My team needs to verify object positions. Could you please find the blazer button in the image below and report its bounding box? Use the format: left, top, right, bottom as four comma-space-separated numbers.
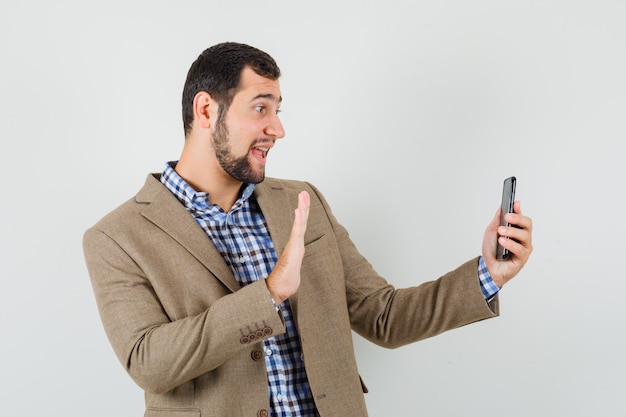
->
248, 333, 257, 341
255, 330, 265, 338
240, 336, 249, 344
263, 327, 272, 336
257, 409, 269, 417
251, 350, 264, 361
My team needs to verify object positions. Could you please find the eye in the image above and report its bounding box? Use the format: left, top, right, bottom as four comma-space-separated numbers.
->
254, 105, 281, 116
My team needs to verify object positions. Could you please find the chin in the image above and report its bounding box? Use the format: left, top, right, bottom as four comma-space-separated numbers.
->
249, 173, 266, 184
235, 169, 265, 184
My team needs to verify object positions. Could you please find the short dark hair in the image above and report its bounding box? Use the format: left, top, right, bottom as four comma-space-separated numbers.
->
181, 42, 281, 136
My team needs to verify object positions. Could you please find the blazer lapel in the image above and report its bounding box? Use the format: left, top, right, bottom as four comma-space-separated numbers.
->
254, 179, 295, 258
137, 174, 240, 293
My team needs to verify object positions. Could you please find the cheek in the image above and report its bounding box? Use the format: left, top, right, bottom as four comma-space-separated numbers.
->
231, 121, 263, 146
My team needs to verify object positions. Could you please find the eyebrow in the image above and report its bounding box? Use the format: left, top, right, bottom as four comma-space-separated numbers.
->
252, 93, 283, 103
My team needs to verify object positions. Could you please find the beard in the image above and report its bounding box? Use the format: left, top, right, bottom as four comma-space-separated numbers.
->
212, 118, 266, 184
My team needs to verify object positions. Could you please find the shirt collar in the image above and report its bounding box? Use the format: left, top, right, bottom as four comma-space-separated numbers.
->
160, 161, 256, 214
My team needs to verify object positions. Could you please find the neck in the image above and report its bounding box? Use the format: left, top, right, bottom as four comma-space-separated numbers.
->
175, 139, 243, 212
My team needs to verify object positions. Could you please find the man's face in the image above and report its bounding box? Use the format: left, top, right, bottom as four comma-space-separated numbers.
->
212, 67, 285, 184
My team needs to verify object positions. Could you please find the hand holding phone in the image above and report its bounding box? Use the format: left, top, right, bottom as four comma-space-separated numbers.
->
496, 176, 516, 260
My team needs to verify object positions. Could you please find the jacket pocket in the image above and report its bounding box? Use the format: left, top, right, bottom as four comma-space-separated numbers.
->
145, 408, 201, 417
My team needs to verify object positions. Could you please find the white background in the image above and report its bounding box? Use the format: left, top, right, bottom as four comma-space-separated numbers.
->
1, 1, 625, 416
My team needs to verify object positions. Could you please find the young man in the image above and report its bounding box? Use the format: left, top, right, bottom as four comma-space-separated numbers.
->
83, 42, 533, 417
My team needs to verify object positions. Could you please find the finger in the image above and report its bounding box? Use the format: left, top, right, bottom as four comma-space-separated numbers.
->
505, 213, 532, 233
290, 191, 310, 240
298, 191, 310, 223
498, 225, 530, 249
498, 235, 531, 262
506, 201, 532, 231
498, 212, 533, 253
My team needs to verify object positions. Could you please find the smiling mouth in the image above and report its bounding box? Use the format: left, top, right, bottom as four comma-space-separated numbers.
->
251, 146, 269, 159
250, 139, 274, 160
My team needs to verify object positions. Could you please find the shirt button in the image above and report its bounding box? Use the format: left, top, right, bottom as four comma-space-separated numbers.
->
265, 349, 272, 356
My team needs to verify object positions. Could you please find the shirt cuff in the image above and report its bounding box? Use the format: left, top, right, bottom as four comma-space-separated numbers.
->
478, 256, 500, 301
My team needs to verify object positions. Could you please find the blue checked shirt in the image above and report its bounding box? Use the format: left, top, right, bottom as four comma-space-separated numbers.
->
161, 161, 499, 416
161, 162, 318, 417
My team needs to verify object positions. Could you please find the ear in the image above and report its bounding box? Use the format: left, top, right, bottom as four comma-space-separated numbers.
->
192, 91, 218, 130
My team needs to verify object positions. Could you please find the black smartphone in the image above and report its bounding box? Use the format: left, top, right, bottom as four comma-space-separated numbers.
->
496, 176, 516, 260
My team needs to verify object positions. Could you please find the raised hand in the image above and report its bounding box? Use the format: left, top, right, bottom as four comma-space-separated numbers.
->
482, 200, 533, 288
265, 191, 311, 304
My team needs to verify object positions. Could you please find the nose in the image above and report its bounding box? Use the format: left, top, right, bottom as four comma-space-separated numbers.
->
265, 113, 285, 140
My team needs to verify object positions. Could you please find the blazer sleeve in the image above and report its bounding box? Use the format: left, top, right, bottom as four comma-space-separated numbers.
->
305, 182, 499, 349
83, 225, 285, 394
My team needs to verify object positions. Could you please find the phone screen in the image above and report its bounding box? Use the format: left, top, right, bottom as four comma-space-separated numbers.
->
496, 176, 516, 260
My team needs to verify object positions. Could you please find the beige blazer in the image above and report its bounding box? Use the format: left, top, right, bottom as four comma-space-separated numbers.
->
83, 174, 498, 417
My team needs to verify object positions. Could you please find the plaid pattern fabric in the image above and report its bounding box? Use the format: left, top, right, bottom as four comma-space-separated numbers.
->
478, 256, 500, 300
161, 162, 318, 416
